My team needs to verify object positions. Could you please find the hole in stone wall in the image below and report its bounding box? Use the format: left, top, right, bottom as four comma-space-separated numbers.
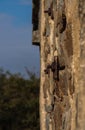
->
60, 13, 67, 33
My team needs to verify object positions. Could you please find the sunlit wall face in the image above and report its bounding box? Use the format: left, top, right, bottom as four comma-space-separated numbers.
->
0, 0, 40, 78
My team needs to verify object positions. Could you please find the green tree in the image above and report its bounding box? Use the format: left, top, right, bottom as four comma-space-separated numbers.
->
0, 69, 40, 130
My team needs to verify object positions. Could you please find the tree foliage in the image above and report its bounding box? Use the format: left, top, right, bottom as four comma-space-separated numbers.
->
0, 68, 40, 130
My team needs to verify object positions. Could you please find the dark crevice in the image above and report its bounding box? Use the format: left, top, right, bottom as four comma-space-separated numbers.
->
60, 14, 67, 33
32, 0, 40, 30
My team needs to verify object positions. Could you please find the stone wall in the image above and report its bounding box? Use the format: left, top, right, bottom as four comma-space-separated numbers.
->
32, 0, 85, 130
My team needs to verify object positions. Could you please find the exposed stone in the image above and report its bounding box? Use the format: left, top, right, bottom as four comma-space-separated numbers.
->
32, 0, 85, 130
32, 30, 40, 45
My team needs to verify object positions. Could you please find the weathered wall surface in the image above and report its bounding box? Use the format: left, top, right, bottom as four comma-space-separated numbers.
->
32, 0, 85, 130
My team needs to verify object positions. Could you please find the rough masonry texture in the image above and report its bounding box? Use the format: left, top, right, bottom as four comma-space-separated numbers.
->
32, 0, 85, 130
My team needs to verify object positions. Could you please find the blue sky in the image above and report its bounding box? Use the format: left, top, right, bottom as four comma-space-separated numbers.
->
0, 0, 40, 77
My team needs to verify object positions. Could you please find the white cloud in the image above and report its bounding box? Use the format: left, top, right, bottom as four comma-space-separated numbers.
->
0, 13, 40, 75
19, 0, 32, 5
0, 13, 14, 24
0, 13, 31, 48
